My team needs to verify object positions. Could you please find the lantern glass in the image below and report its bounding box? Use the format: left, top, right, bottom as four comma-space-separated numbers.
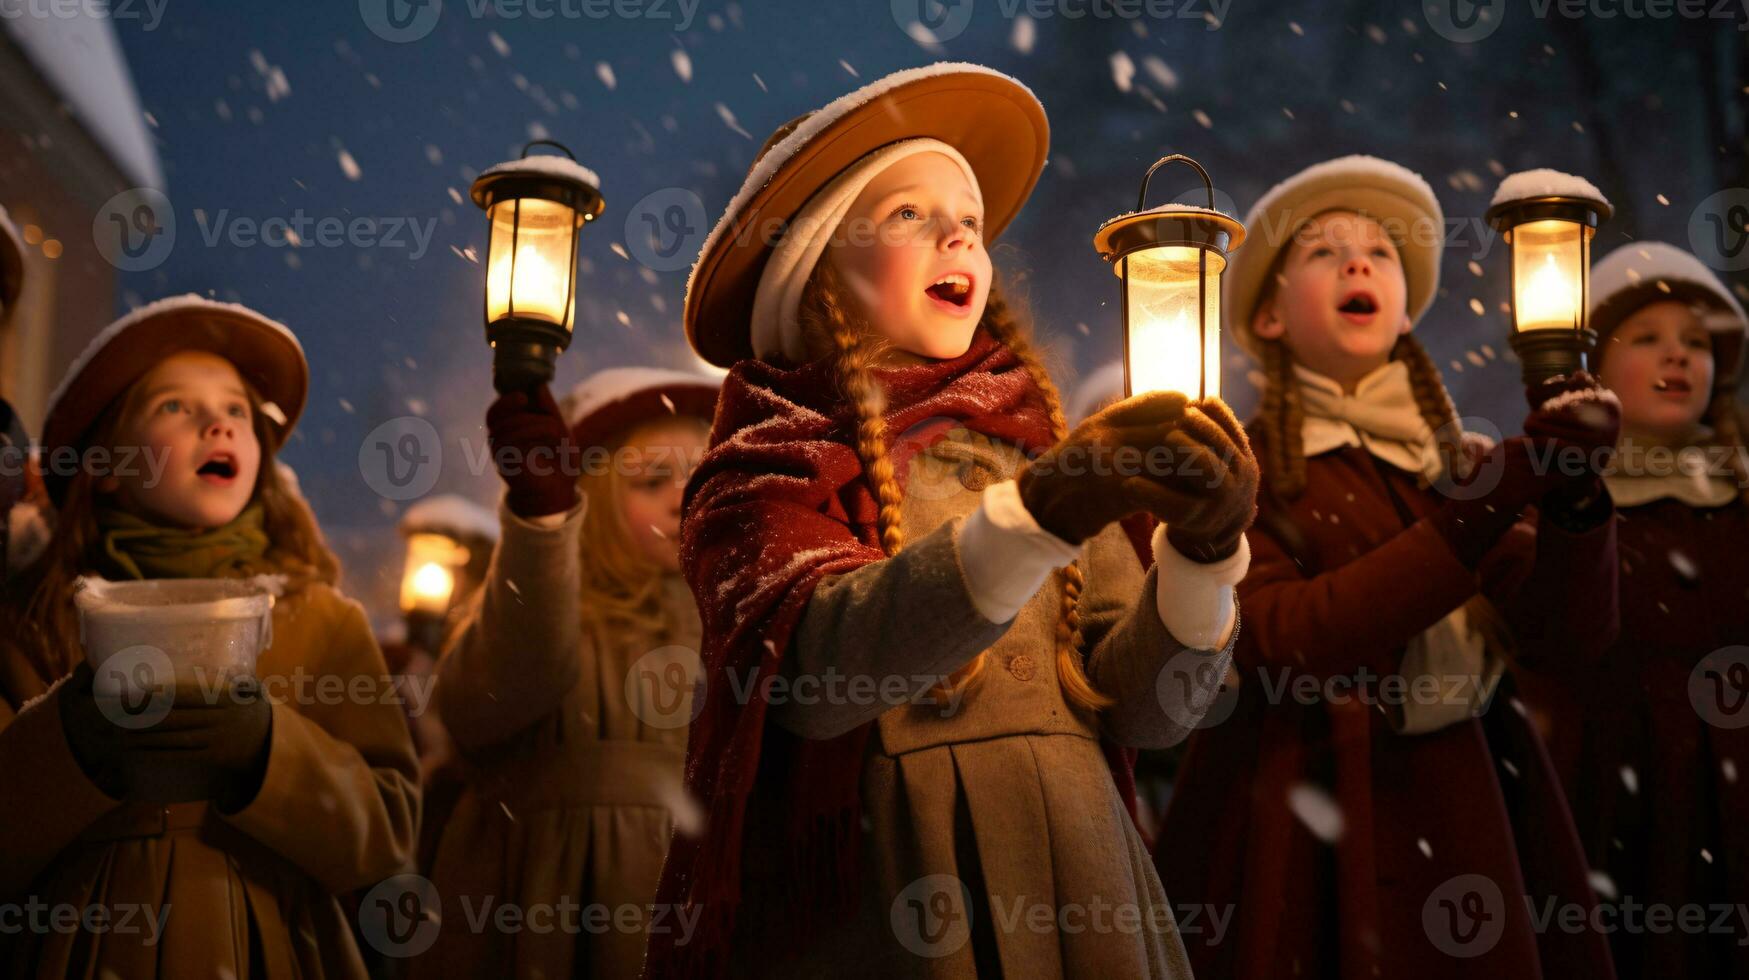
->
485, 197, 581, 330
1510, 218, 1591, 333
1123, 245, 1224, 400
400, 533, 471, 615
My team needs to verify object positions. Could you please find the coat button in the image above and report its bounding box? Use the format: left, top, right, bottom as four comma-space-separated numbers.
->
959, 464, 992, 491
1007, 654, 1036, 681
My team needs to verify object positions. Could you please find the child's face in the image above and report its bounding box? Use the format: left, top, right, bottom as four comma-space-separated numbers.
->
103, 351, 263, 530
1252, 211, 1412, 386
615, 417, 708, 573
1597, 299, 1715, 442
825, 151, 992, 364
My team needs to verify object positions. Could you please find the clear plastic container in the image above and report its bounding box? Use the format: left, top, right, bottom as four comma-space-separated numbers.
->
75, 577, 277, 693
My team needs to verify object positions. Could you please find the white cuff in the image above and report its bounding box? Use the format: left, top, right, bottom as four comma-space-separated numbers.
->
954, 480, 1082, 624
1152, 523, 1249, 650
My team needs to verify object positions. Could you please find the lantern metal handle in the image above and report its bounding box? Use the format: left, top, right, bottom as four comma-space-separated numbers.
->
520, 139, 577, 161
1137, 154, 1216, 213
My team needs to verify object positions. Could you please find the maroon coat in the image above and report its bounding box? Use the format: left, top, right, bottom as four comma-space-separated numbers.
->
1155, 436, 1618, 980
1525, 495, 1749, 979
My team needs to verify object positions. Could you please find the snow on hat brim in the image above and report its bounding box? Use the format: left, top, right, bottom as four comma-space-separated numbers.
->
684, 62, 1049, 368
561, 367, 720, 450
1225, 155, 1444, 361
41, 295, 308, 486
1589, 241, 1749, 388
0, 207, 24, 315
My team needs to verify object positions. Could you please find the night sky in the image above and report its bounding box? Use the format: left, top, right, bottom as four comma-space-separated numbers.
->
108, 1, 1748, 627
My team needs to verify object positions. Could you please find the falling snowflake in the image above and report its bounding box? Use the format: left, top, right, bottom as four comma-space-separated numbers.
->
488, 31, 511, 57
337, 147, 362, 181
1110, 52, 1135, 93
596, 61, 617, 90
714, 102, 752, 139
1588, 870, 1618, 900
672, 48, 693, 83
1620, 765, 1638, 795
1011, 15, 1036, 54
1287, 783, 1345, 843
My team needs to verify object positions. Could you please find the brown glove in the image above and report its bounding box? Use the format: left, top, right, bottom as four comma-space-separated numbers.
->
1017, 392, 1260, 561
1523, 371, 1620, 527
118, 677, 275, 810
58, 663, 129, 799
1161, 398, 1262, 563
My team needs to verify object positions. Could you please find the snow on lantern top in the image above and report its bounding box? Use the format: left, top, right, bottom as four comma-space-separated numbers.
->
399, 494, 499, 544
1489, 168, 1611, 212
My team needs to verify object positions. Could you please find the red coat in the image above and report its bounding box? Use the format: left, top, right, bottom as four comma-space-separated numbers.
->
1524, 495, 1749, 979
1155, 437, 1618, 980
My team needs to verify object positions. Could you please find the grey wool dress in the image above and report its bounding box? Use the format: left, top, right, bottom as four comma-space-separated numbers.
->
733, 426, 1236, 979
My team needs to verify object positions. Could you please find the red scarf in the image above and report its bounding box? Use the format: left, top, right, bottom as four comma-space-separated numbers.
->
645, 328, 1148, 977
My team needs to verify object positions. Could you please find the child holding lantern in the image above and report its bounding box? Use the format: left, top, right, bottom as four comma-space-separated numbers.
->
1526, 241, 1749, 978
643, 63, 1258, 978
0, 296, 420, 978
1153, 156, 1621, 979
419, 367, 718, 979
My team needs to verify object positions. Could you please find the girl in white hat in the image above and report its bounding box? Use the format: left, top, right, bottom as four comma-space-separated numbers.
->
1154, 157, 1621, 979
647, 63, 1259, 979
0, 296, 419, 978
1530, 241, 1749, 977
415, 367, 718, 979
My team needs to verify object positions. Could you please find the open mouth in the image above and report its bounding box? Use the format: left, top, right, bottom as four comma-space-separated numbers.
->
196, 453, 238, 483
1654, 377, 1693, 395
1336, 290, 1378, 319
925, 272, 974, 311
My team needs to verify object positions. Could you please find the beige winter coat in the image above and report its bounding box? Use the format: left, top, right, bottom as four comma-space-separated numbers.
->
0, 581, 421, 978
419, 501, 700, 979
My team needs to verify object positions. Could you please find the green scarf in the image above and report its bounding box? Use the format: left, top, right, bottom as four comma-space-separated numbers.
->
95, 502, 272, 580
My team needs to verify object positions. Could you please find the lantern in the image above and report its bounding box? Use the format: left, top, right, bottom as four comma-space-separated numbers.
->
470, 140, 606, 393
399, 532, 470, 617
1485, 171, 1612, 384
1093, 155, 1245, 400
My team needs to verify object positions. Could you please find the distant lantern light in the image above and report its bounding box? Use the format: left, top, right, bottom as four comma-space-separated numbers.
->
1486, 170, 1612, 384
470, 140, 605, 392
1093, 154, 1244, 401
399, 532, 470, 617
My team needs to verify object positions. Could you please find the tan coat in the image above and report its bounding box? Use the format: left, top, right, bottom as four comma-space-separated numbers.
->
736, 427, 1231, 979
420, 502, 700, 979
0, 581, 422, 978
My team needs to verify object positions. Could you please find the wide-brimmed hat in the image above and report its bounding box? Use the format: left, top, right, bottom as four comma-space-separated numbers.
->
1589, 241, 1748, 390
561, 367, 720, 450
1225, 155, 1444, 360
41, 295, 308, 501
683, 62, 1050, 368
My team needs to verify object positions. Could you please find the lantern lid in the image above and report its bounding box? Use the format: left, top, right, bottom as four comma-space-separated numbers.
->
470, 142, 605, 219
1094, 201, 1245, 266
1487, 169, 1613, 227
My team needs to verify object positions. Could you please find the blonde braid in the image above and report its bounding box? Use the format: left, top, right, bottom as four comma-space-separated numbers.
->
1257, 338, 1308, 500
982, 289, 1113, 712
1393, 334, 1469, 481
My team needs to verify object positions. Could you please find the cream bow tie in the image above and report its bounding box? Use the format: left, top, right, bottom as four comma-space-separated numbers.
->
1295, 360, 1443, 482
